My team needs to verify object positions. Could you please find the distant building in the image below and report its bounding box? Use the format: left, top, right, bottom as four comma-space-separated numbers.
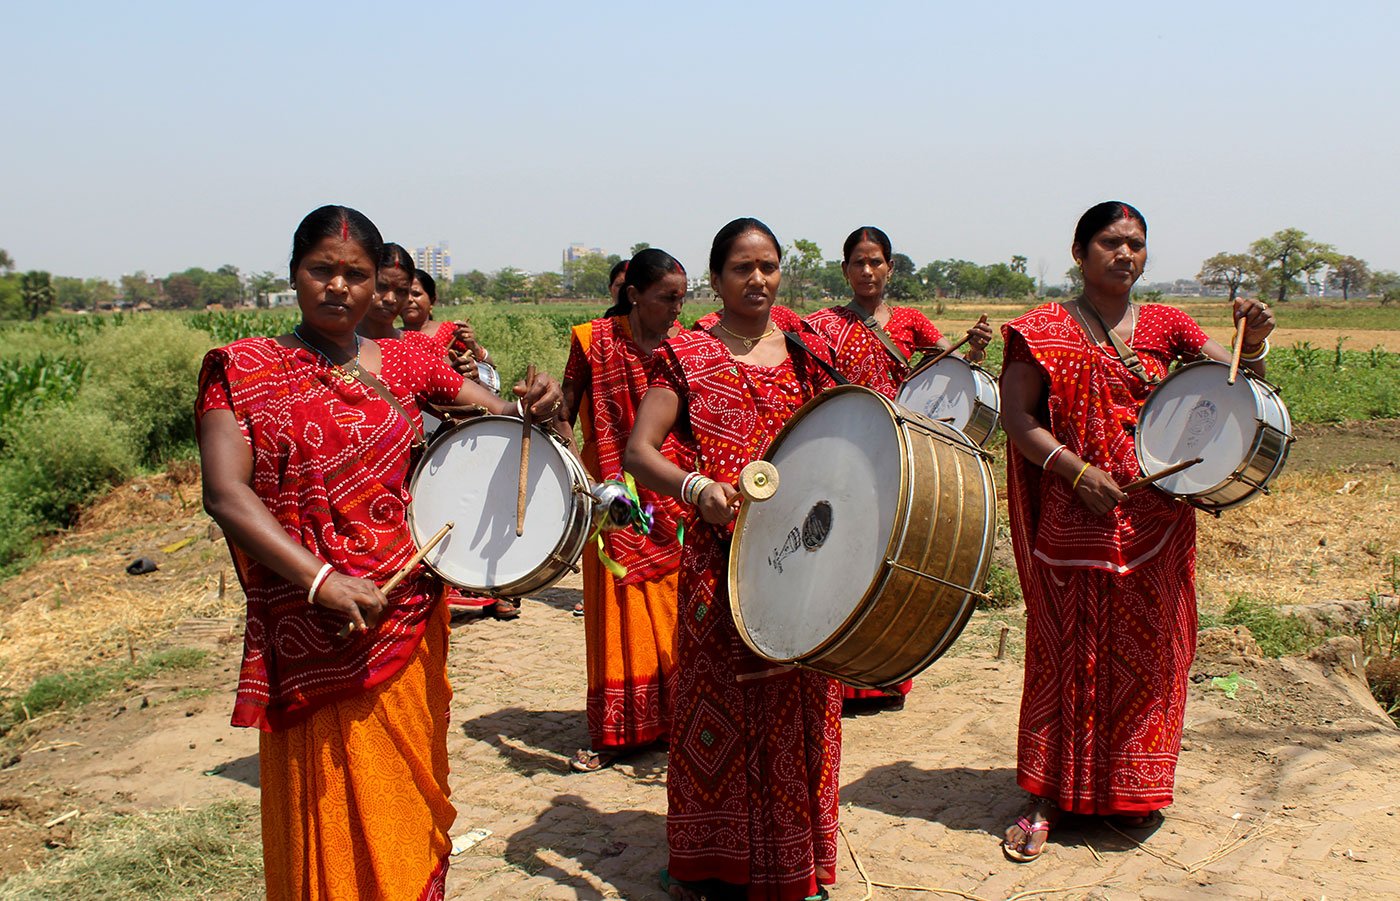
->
267, 290, 298, 308
563, 243, 604, 266
415, 242, 453, 281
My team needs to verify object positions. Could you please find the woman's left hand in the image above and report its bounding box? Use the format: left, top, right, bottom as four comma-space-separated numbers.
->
514, 372, 565, 419
448, 349, 480, 381
1233, 297, 1275, 348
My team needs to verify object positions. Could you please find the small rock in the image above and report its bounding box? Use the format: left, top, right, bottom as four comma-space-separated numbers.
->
139, 697, 149, 709
184, 710, 195, 718
1, 754, 20, 769
155, 492, 172, 502
188, 743, 196, 750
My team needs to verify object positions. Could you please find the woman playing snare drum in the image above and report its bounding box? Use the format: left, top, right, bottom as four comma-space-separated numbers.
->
999, 201, 1273, 862
627, 218, 844, 901
197, 205, 563, 899
803, 225, 994, 711
560, 248, 690, 773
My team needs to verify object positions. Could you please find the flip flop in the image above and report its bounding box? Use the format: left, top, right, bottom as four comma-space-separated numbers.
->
569, 748, 615, 773
1003, 814, 1056, 862
1110, 810, 1164, 830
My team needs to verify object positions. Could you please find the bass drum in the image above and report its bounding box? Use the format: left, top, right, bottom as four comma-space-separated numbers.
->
895, 356, 1000, 446
408, 416, 590, 597
728, 386, 996, 689
1135, 359, 1293, 513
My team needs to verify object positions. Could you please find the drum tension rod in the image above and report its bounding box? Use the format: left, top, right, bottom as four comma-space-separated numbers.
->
548, 553, 582, 575
884, 559, 994, 602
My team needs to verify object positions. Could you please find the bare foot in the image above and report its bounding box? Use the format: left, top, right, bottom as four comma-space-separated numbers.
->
1003, 795, 1059, 862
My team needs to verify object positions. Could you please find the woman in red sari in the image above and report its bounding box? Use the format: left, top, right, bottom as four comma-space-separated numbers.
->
560, 248, 689, 773
197, 205, 563, 899
628, 218, 843, 901
401, 268, 493, 384
804, 226, 994, 711
999, 201, 1275, 862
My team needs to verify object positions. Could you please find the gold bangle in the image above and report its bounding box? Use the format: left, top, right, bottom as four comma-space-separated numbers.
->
1070, 461, 1092, 490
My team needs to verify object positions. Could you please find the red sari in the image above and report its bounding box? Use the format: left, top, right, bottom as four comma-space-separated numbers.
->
650, 328, 843, 901
564, 316, 686, 749
1002, 302, 1208, 815
802, 304, 944, 700
197, 336, 465, 899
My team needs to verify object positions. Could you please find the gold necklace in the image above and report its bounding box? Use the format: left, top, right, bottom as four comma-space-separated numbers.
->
295, 327, 363, 383
714, 319, 776, 351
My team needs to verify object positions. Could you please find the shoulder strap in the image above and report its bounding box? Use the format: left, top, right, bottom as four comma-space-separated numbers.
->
349, 366, 427, 447
781, 330, 849, 387
1077, 299, 1159, 385
845, 302, 908, 366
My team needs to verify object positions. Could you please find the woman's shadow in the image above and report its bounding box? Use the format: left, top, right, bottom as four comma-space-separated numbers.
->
501, 792, 667, 900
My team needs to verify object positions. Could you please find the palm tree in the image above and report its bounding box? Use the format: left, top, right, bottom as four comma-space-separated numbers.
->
20, 270, 55, 320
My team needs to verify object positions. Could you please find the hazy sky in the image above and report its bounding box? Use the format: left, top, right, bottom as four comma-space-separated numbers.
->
3, 1, 1397, 286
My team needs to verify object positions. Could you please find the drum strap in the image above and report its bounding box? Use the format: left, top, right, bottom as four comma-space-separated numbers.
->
1077, 298, 1159, 385
347, 367, 427, 449
781, 331, 850, 387
845, 302, 909, 367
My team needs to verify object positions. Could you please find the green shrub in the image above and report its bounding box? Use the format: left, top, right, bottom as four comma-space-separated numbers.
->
982, 562, 1023, 609
0, 403, 139, 527
1221, 595, 1319, 657
76, 317, 210, 462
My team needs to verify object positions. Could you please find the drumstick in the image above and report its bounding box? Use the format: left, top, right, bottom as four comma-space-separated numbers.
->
338, 521, 455, 638
1227, 317, 1248, 385
517, 364, 536, 537
913, 315, 988, 374
1123, 458, 1203, 493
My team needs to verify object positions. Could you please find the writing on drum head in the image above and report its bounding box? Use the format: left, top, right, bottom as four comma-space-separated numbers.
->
1183, 399, 1218, 451
923, 395, 951, 419
766, 501, 834, 574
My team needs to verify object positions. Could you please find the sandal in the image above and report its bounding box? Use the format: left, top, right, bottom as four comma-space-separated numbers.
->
658, 867, 743, 901
1003, 797, 1060, 863
572, 601, 584, 617
570, 748, 615, 773
1110, 810, 1164, 830
490, 598, 520, 620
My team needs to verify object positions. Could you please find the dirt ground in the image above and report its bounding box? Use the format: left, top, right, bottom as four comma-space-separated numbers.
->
1, 425, 1398, 900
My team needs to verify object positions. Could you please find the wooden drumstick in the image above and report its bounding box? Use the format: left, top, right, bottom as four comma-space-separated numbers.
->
738, 460, 780, 502
920, 333, 971, 369
338, 521, 454, 638
517, 364, 536, 537
1123, 458, 1203, 493
1227, 317, 1248, 385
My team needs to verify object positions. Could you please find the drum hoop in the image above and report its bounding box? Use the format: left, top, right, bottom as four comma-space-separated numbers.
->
728, 385, 913, 664
406, 414, 589, 595
1136, 359, 1290, 506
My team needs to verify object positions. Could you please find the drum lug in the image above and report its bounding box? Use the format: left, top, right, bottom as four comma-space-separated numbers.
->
548, 553, 582, 575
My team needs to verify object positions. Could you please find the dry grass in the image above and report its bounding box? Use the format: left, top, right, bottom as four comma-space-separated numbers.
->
1197, 468, 1400, 609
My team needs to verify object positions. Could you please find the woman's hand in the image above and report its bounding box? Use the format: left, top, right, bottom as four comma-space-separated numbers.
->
1234, 296, 1275, 349
514, 372, 565, 419
964, 314, 993, 361
314, 573, 388, 632
1073, 465, 1127, 516
696, 481, 743, 525
448, 349, 480, 381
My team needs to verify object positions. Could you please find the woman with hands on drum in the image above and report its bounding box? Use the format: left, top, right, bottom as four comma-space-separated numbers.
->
998, 201, 1274, 863
626, 218, 844, 901
559, 248, 690, 774
197, 205, 563, 899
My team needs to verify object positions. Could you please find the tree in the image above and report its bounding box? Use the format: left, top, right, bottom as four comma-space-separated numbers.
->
201, 269, 242, 307
526, 271, 561, 303
629, 242, 650, 257
886, 252, 924, 301
489, 267, 527, 302
120, 272, 160, 307
163, 272, 202, 308
0, 249, 14, 273
459, 270, 489, 297
782, 239, 824, 306
1248, 228, 1333, 303
565, 255, 615, 297
1010, 255, 1028, 275
19, 270, 55, 320
1370, 270, 1400, 306
248, 270, 288, 306
1327, 255, 1370, 300
1197, 252, 1255, 303
1065, 265, 1084, 294
813, 260, 847, 299
53, 276, 93, 311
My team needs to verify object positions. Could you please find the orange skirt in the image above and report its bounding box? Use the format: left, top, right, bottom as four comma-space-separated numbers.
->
259, 601, 455, 900
583, 546, 679, 750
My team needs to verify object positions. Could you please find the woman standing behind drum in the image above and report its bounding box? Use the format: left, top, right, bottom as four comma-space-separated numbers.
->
804, 226, 993, 712
560, 248, 689, 773
402, 268, 494, 385
627, 218, 843, 901
198, 205, 563, 898
356, 242, 415, 340
999, 201, 1274, 862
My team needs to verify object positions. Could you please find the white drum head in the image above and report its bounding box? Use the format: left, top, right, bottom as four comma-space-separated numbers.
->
409, 417, 574, 590
1137, 362, 1260, 495
732, 390, 902, 661
897, 358, 978, 432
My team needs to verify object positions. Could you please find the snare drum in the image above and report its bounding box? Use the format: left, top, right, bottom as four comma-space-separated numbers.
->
1135, 359, 1293, 513
407, 416, 591, 596
728, 386, 997, 689
896, 356, 1000, 446
475, 361, 501, 394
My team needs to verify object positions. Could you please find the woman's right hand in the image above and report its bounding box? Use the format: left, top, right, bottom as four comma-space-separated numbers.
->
448, 349, 481, 381
313, 573, 388, 632
1073, 465, 1127, 516
696, 481, 743, 525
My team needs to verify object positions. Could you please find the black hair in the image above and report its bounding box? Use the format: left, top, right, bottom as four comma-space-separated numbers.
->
709, 217, 781, 277
413, 268, 437, 303
603, 248, 686, 318
1073, 201, 1147, 256
842, 226, 892, 265
288, 205, 383, 282
379, 242, 414, 277
609, 259, 629, 286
